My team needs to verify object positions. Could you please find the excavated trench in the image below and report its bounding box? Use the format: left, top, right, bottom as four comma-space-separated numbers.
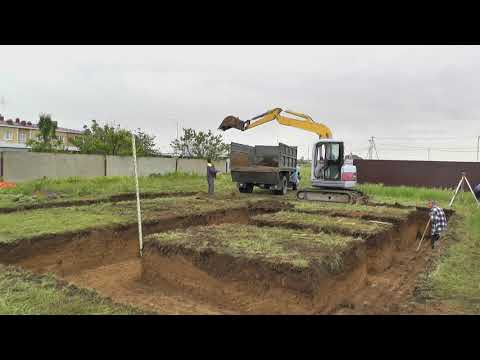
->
0, 202, 445, 314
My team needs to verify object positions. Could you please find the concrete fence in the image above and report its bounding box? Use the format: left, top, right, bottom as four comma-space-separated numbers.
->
0, 152, 229, 182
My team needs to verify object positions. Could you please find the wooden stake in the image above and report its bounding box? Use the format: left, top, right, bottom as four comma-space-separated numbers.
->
416, 218, 431, 252
132, 133, 143, 257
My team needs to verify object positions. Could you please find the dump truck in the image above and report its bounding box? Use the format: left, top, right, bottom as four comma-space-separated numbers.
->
230, 142, 298, 195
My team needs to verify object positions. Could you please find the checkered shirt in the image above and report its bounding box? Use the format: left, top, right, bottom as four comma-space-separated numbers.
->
430, 206, 448, 235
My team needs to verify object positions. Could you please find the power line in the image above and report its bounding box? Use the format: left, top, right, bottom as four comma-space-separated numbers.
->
375, 136, 477, 140
477, 136, 480, 162
378, 147, 478, 153
376, 143, 478, 151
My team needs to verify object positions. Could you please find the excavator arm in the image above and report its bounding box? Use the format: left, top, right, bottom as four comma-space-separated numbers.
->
218, 108, 333, 139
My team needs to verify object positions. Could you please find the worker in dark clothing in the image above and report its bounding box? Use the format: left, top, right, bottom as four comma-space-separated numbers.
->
206, 159, 219, 196
427, 200, 448, 249
474, 183, 480, 200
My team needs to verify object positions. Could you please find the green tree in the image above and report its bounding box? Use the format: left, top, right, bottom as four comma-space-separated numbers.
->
134, 130, 159, 156
70, 120, 160, 156
27, 113, 63, 152
170, 128, 229, 160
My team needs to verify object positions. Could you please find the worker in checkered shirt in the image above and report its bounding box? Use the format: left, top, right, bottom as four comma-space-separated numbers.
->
427, 200, 448, 249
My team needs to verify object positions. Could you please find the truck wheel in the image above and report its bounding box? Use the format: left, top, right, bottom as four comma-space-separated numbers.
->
274, 176, 288, 195
281, 176, 288, 195
239, 183, 253, 193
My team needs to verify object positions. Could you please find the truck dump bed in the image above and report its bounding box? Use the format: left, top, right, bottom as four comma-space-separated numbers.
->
230, 142, 297, 187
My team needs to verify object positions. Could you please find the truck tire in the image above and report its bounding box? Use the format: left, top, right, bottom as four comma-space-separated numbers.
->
274, 176, 288, 195
239, 183, 253, 193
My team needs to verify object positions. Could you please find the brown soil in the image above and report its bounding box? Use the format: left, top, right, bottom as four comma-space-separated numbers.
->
2, 201, 452, 315
331, 240, 456, 315
141, 237, 367, 314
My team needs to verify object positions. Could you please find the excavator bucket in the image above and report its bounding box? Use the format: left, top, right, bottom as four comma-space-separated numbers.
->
218, 116, 246, 131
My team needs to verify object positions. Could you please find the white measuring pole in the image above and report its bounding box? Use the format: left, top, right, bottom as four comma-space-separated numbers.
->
131, 133, 143, 257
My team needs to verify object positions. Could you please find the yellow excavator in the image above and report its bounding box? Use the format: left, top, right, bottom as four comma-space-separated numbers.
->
219, 108, 367, 204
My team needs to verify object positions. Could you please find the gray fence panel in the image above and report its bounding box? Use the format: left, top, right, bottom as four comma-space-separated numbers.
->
3, 152, 104, 182
138, 157, 177, 176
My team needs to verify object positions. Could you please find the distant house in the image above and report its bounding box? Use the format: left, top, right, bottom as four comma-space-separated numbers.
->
0, 114, 82, 152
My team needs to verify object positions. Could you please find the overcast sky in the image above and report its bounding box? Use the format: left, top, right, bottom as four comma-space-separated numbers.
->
1, 45, 480, 161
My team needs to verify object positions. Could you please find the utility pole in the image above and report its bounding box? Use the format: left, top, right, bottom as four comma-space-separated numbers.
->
477, 136, 479, 162
368, 136, 379, 160
372, 137, 379, 160
427, 148, 431, 161
0, 96, 6, 116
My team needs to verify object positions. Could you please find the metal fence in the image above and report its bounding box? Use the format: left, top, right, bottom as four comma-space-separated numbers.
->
353, 159, 480, 189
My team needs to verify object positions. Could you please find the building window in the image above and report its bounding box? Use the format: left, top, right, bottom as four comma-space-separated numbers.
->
19, 131, 26, 143
57, 135, 64, 143
4, 130, 13, 141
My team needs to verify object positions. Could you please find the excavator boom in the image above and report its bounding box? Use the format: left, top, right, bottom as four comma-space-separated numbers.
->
218, 108, 332, 138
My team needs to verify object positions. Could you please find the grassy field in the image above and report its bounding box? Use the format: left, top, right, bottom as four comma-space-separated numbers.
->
0, 265, 141, 315
146, 224, 359, 273
0, 172, 237, 209
292, 200, 413, 221
420, 206, 480, 312
0, 196, 270, 243
252, 211, 393, 236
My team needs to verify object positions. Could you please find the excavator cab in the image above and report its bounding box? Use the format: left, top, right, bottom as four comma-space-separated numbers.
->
311, 139, 357, 190
313, 141, 343, 182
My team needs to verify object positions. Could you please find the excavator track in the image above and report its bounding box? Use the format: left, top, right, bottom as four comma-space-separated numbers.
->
296, 188, 368, 205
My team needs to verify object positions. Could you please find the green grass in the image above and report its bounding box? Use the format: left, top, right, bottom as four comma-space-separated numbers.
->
0, 265, 141, 315
292, 201, 412, 220
420, 206, 480, 312
0, 172, 237, 209
0, 196, 267, 243
356, 183, 457, 207
355, 182, 480, 313
252, 211, 393, 236
146, 224, 359, 273
0, 205, 130, 243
